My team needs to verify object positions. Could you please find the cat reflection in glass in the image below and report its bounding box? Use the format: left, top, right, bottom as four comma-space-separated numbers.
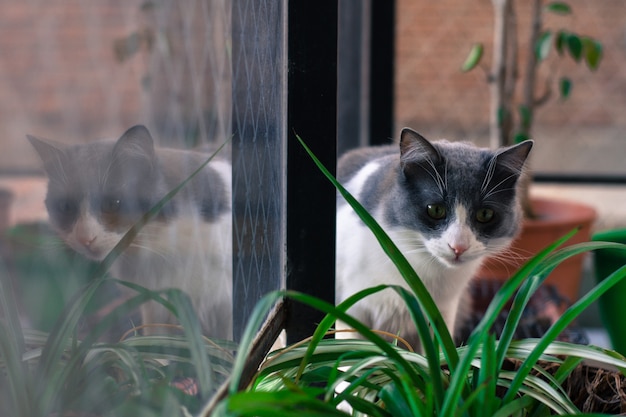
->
28, 125, 232, 339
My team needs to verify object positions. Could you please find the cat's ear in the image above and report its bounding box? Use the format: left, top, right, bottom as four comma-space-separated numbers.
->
112, 125, 156, 170
26, 134, 68, 178
399, 128, 441, 165
495, 140, 533, 175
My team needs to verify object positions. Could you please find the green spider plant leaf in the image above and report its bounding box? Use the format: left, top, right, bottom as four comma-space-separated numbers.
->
503, 244, 626, 403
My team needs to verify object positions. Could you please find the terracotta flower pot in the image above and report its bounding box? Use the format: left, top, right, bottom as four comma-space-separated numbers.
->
478, 197, 597, 303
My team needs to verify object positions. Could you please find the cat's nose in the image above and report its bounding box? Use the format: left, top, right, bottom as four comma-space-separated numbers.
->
448, 244, 468, 258
79, 236, 97, 248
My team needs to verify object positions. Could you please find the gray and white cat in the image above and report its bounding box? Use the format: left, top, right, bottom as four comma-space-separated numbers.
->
28, 125, 232, 339
336, 128, 532, 349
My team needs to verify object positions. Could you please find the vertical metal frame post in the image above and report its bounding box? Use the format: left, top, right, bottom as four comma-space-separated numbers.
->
285, 1, 338, 344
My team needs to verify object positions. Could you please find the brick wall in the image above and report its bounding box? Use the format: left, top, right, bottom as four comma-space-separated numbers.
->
0, 0, 229, 173
0, 1, 145, 171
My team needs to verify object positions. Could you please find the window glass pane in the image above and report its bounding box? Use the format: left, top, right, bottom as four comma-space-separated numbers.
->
231, 0, 286, 340
0, 0, 284, 411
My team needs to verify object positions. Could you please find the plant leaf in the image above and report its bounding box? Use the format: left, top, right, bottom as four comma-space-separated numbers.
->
503, 245, 626, 403
555, 30, 568, 55
544, 2, 572, 15
518, 105, 532, 130
166, 289, 217, 398
566, 34, 583, 62
228, 291, 284, 394
224, 390, 350, 417
478, 334, 498, 416
378, 382, 415, 417
559, 77, 572, 99
0, 263, 31, 416
535, 31, 553, 61
461, 43, 484, 72
582, 36, 603, 70
514, 132, 530, 143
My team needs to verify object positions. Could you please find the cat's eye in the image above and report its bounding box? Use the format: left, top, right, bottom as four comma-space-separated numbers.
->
56, 199, 77, 215
101, 197, 122, 214
476, 207, 495, 223
426, 204, 446, 220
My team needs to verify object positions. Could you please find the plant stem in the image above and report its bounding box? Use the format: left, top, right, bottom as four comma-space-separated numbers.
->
490, 0, 514, 148
521, 0, 543, 138
504, 0, 518, 135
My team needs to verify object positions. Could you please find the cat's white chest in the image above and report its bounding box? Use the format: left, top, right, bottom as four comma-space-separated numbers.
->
117, 212, 233, 296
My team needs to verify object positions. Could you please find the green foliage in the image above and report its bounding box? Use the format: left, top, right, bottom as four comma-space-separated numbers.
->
582, 37, 603, 71
545, 2, 572, 15
554, 31, 603, 71
535, 31, 553, 61
461, 43, 484, 72
0, 266, 237, 416
5, 223, 104, 331
462, 1, 604, 146
560, 77, 572, 99
566, 33, 583, 62
518, 105, 532, 131
463, 7, 603, 83
213, 136, 626, 417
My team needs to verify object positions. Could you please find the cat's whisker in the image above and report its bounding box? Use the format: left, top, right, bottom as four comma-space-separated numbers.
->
102, 159, 114, 188
425, 158, 446, 196
128, 242, 171, 262
400, 247, 430, 257
480, 246, 535, 277
483, 173, 521, 199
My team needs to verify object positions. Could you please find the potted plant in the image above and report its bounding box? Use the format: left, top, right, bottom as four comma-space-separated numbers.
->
461, 0, 602, 303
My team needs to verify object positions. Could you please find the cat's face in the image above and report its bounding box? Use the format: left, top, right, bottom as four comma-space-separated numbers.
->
392, 128, 532, 269
28, 126, 166, 261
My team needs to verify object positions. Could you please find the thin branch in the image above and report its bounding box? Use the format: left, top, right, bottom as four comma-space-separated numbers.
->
503, 0, 518, 146
520, 0, 543, 134
534, 76, 553, 107
489, 0, 511, 149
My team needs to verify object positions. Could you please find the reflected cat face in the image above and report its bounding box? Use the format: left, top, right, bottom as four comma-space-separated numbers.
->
28, 126, 169, 261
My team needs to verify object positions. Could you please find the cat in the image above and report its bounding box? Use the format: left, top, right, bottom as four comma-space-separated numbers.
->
335, 127, 533, 350
28, 125, 232, 339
